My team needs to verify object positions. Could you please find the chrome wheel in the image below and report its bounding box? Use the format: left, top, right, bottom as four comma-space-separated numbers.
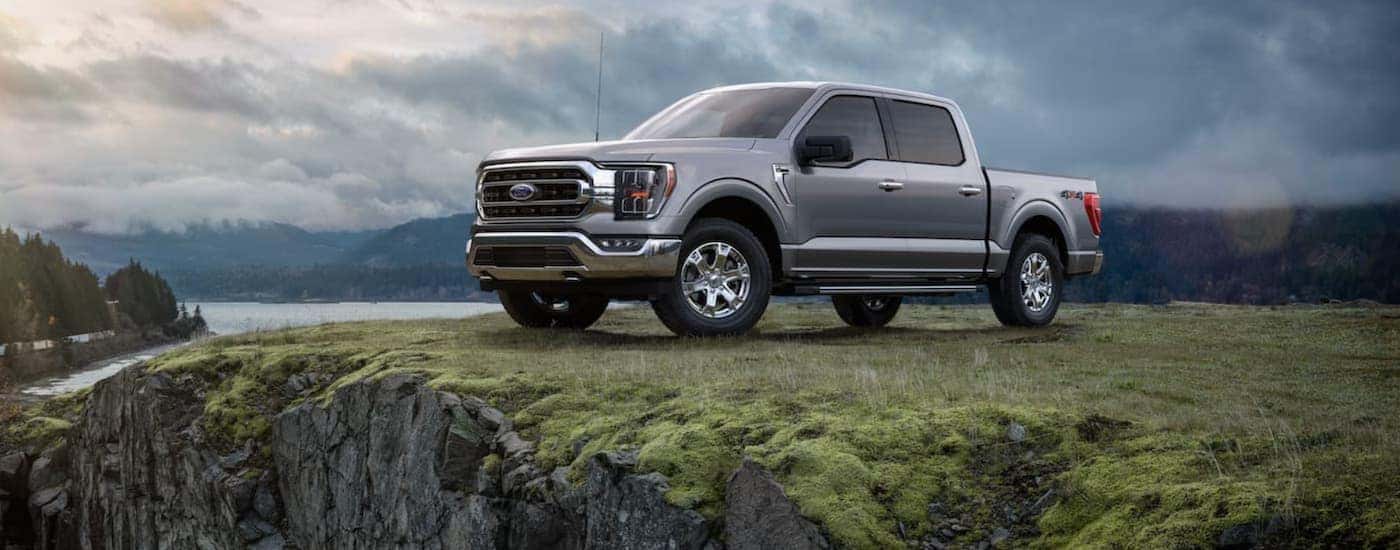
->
681, 241, 751, 319
1020, 252, 1053, 313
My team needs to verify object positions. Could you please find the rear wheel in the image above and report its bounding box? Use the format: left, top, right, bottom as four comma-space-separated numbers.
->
651, 219, 771, 337
988, 233, 1063, 327
832, 295, 902, 327
499, 290, 608, 329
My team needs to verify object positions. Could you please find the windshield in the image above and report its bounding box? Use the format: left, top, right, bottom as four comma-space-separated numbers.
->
624, 87, 815, 140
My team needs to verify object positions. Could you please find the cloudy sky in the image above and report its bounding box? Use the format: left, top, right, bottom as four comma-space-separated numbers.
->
1, 0, 1397, 233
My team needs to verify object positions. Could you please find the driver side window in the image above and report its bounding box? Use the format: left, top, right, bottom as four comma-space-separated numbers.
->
799, 96, 888, 165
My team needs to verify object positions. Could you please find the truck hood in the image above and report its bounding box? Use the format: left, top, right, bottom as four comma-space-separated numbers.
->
481, 138, 758, 165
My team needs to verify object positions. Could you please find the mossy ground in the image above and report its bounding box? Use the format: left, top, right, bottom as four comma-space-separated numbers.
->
6, 303, 1399, 548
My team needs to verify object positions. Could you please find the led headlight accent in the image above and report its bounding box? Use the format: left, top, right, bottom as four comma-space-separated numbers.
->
612, 164, 675, 219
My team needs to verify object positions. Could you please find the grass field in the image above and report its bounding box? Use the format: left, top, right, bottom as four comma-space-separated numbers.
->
13, 302, 1400, 548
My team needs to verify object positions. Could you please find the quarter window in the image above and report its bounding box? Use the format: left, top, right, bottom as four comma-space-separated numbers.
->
889, 100, 964, 165
799, 96, 887, 164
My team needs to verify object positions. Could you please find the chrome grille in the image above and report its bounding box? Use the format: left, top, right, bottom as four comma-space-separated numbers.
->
477, 165, 593, 221
482, 167, 587, 183
480, 182, 579, 203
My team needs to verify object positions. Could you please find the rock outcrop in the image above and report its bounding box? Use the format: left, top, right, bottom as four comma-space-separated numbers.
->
48, 367, 281, 549
725, 459, 828, 550
272, 373, 714, 549
0, 367, 828, 549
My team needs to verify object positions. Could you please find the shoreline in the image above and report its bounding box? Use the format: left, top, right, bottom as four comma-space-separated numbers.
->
0, 331, 183, 390
9, 341, 188, 404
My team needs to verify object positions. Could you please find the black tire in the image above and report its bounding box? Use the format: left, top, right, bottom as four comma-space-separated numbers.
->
499, 290, 608, 329
832, 295, 902, 327
988, 233, 1063, 327
651, 218, 771, 337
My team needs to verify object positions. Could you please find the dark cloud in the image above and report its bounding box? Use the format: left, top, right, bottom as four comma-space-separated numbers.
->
2, 0, 1398, 233
85, 55, 273, 118
0, 56, 99, 122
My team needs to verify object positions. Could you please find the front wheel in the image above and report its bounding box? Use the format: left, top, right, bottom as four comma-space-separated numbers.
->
651, 219, 771, 337
832, 295, 902, 327
988, 233, 1063, 327
499, 290, 608, 329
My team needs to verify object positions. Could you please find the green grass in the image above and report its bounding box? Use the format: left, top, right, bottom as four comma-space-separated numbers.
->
11, 303, 1400, 548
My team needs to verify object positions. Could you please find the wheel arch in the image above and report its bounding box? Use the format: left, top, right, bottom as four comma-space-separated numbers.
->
679, 182, 786, 281
1001, 200, 1072, 262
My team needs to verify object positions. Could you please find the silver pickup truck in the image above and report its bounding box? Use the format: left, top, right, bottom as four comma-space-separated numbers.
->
468, 82, 1103, 336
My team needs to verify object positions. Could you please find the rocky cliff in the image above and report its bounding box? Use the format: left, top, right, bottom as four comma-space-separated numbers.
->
0, 366, 827, 549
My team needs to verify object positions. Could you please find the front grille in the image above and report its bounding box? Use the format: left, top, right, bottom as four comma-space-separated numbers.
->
482, 203, 588, 218
482, 167, 588, 183
480, 182, 580, 203
478, 166, 591, 220
473, 246, 580, 268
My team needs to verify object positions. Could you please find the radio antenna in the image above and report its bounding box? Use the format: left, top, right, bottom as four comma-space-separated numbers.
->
594, 31, 604, 142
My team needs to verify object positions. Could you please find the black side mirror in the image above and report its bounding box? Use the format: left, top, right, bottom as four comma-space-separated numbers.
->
798, 136, 853, 165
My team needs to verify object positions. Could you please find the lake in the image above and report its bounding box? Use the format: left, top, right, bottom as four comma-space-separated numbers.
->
193, 301, 504, 336
16, 302, 504, 398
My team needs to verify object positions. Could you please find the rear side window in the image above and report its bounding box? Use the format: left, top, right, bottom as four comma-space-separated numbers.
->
799, 96, 887, 164
889, 100, 964, 165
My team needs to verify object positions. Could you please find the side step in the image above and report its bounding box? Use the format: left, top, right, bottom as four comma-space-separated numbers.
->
798, 284, 981, 296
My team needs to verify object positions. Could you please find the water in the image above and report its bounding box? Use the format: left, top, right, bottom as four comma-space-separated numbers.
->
18, 344, 185, 398
192, 302, 503, 336
16, 302, 503, 398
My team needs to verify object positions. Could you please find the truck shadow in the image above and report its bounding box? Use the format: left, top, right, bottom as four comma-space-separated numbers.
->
475, 324, 1073, 349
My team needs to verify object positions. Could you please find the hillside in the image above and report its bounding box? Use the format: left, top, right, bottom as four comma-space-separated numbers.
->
36, 221, 377, 274
1067, 202, 1400, 304
3, 303, 1397, 548
339, 213, 475, 267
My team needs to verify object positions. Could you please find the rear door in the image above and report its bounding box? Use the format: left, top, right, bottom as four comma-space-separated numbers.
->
788, 94, 911, 270
884, 98, 988, 273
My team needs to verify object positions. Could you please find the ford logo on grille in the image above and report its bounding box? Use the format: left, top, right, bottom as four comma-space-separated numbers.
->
508, 183, 537, 201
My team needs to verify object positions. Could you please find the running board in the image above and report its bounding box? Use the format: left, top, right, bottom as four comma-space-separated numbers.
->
804, 284, 980, 296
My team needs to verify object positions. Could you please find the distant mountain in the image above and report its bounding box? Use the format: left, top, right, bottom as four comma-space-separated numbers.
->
339, 213, 475, 267
36, 221, 379, 275
24, 204, 1400, 304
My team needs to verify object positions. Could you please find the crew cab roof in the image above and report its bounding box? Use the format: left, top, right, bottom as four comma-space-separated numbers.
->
700, 81, 958, 108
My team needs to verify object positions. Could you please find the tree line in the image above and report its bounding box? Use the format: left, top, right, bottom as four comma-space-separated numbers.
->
1, 229, 185, 344
1065, 203, 1400, 304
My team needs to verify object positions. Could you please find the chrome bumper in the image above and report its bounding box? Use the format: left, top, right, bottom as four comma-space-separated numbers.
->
1065, 250, 1105, 276
467, 231, 682, 282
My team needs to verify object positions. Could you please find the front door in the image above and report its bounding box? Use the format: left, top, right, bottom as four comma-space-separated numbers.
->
788, 94, 913, 272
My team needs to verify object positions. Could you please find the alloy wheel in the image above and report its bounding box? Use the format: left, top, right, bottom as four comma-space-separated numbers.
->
1020, 252, 1053, 313
681, 242, 751, 319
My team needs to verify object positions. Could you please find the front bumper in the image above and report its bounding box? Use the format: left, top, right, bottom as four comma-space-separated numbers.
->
467, 231, 682, 282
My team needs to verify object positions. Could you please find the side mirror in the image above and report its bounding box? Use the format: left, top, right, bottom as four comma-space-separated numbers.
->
798, 136, 853, 165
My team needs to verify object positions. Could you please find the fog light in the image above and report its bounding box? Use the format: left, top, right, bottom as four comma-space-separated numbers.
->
598, 238, 645, 252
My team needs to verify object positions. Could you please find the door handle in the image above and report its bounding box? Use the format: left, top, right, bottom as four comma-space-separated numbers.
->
958, 186, 983, 197
878, 181, 905, 192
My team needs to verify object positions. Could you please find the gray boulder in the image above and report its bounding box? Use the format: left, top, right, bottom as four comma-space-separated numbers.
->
585, 451, 711, 550
0, 451, 27, 493
725, 458, 828, 550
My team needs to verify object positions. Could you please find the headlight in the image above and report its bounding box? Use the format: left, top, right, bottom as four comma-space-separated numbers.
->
611, 164, 675, 220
